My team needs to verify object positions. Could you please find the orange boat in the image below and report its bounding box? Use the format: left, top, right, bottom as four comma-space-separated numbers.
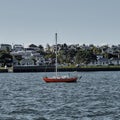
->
43, 33, 81, 83
43, 76, 78, 83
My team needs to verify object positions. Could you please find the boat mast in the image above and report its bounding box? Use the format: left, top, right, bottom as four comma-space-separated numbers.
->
55, 33, 58, 78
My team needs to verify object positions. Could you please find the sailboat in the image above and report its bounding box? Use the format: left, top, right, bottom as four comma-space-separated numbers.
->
43, 33, 79, 83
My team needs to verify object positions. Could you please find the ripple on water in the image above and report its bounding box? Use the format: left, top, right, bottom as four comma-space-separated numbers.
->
0, 72, 120, 120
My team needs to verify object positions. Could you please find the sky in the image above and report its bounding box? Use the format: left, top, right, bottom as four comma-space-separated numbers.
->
0, 0, 120, 47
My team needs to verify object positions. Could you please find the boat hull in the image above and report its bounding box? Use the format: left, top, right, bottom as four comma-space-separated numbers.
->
43, 77, 77, 83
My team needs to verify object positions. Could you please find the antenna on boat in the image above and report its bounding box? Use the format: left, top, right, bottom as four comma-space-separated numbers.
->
55, 33, 58, 78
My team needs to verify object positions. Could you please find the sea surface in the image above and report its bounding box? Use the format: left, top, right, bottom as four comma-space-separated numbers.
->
0, 71, 120, 120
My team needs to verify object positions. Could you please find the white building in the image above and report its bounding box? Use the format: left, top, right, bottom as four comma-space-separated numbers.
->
20, 58, 34, 66
13, 44, 24, 52
110, 58, 120, 65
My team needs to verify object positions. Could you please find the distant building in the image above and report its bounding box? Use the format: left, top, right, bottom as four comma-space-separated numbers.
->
20, 58, 34, 66
0, 44, 12, 51
96, 55, 103, 60
97, 58, 110, 66
13, 44, 24, 52
110, 58, 120, 65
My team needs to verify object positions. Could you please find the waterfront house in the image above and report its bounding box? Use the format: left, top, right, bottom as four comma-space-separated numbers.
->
110, 58, 120, 65
96, 55, 103, 60
0, 44, 12, 51
20, 58, 34, 66
13, 44, 24, 52
97, 58, 110, 66
36, 57, 45, 65
32, 53, 45, 65
89, 58, 110, 66
11, 51, 24, 56
13, 58, 19, 66
106, 47, 114, 54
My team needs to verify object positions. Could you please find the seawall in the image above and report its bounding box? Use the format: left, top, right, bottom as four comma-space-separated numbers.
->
13, 66, 55, 72
0, 69, 8, 73
13, 66, 120, 72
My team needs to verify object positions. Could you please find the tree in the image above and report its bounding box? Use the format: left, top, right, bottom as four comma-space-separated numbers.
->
67, 49, 76, 63
76, 50, 96, 65
45, 52, 55, 59
63, 43, 67, 48
38, 45, 44, 51
14, 55, 22, 61
58, 50, 66, 64
29, 44, 37, 48
46, 44, 51, 52
37, 45, 45, 55
0, 51, 13, 67
91, 46, 102, 54
76, 50, 84, 64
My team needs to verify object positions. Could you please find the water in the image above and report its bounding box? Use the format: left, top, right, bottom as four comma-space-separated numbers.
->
0, 72, 120, 120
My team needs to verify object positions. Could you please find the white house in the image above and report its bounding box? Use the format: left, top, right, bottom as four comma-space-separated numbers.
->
89, 58, 110, 66
96, 55, 103, 60
110, 58, 120, 65
13, 44, 24, 52
36, 57, 45, 65
11, 50, 33, 59
20, 58, 34, 66
13, 58, 19, 66
97, 58, 110, 66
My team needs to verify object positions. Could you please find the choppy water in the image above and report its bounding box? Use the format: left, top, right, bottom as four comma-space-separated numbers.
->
0, 71, 120, 120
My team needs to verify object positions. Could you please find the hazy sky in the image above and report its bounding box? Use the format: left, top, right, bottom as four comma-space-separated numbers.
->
0, 0, 120, 47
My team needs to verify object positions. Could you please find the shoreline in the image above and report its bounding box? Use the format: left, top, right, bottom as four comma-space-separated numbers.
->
13, 66, 120, 72
0, 69, 8, 73
1, 66, 120, 73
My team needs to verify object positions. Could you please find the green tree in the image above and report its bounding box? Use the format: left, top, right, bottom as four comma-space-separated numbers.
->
76, 50, 96, 65
38, 45, 44, 51
29, 44, 37, 48
67, 49, 76, 63
14, 55, 23, 65
14, 55, 22, 61
0, 51, 13, 67
91, 46, 102, 54
46, 44, 51, 52
57, 50, 66, 64
37, 45, 45, 56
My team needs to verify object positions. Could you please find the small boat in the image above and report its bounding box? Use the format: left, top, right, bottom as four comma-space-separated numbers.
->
43, 33, 80, 83
43, 76, 78, 83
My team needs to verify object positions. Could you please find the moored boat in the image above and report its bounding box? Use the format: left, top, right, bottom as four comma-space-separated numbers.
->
43, 76, 77, 82
42, 33, 81, 83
